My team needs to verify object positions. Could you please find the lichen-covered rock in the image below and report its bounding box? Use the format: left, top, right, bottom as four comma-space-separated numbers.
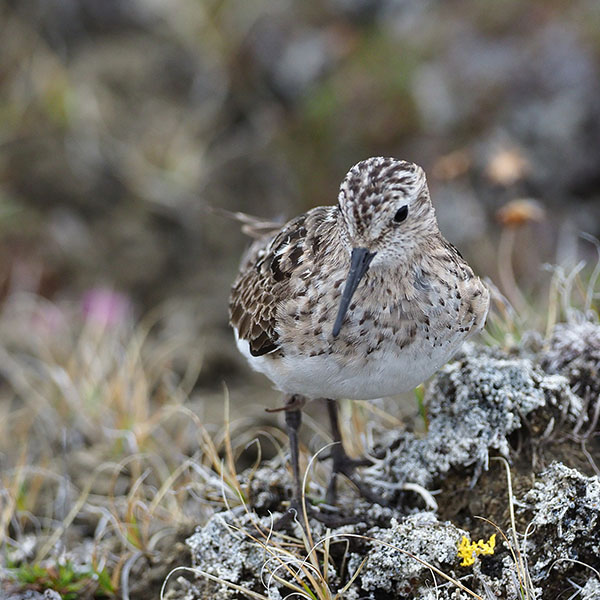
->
5, 592, 62, 600
371, 349, 579, 491
185, 507, 358, 599
186, 509, 279, 599
541, 320, 600, 397
581, 577, 600, 600
347, 513, 466, 597
521, 462, 600, 580
185, 510, 478, 600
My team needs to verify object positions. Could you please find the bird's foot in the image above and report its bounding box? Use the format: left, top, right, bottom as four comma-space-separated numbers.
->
325, 445, 386, 506
319, 444, 372, 471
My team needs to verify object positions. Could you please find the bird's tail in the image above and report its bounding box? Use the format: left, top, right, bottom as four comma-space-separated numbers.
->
208, 207, 284, 240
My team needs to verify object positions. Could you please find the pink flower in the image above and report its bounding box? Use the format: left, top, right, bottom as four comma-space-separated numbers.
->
82, 287, 132, 328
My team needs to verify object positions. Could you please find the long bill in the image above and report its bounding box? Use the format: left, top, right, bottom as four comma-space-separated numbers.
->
332, 247, 376, 337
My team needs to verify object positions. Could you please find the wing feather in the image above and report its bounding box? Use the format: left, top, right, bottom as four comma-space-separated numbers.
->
229, 213, 308, 357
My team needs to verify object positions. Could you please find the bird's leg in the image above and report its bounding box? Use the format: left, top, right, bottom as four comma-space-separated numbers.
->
325, 398, 381, 506
326, 399, 372, 470
284, 397, 303, 507
274, 396, 371, 529
266, 394, 307, 506
270, 394, 308, 529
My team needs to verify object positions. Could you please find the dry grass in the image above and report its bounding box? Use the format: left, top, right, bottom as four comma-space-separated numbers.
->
0, 291, 378, 597
483, 237, 600, 350
0, 292, 253, 597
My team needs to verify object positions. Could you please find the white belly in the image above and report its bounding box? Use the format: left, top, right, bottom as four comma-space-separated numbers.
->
235, 330, 468, 400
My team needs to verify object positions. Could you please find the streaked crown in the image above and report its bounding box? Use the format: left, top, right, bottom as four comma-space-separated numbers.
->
337, 157, 437, 258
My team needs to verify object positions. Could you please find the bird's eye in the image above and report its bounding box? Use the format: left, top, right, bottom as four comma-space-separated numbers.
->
393, 205, 409, 223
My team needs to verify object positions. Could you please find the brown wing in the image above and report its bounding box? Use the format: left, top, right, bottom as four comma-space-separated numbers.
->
229, 213, 308, 357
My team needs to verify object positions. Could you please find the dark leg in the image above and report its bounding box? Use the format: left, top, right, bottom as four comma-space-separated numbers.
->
325, 399, 341, 505
274, 396, 375, 529
267, 393, 306, 505
325, 399, 381, 505
285, 399, 303, 506
272, 395, 307, 529
326, 399, 372, 469
327, 398, 342, 450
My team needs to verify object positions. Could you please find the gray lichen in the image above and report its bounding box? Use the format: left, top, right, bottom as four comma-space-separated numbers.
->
346, 512, 465, 597
184, 508, 472, 600
185, 509, 278, 599
541, 320, 600, 394
521, 462, 600, 580
581, 578, 600, 600
5, 592, 62, 600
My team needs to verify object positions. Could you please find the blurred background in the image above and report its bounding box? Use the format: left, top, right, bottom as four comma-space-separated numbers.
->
2, 4, 600, 593
1, 0, 600, 392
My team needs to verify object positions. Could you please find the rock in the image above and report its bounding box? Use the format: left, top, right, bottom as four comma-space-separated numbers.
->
541, 320, 600, 397
521, 462, 600, 581
347, 513, 465, 596
185, 509, 272, 599
581, 578, 600, 600
4, 591, 62, 600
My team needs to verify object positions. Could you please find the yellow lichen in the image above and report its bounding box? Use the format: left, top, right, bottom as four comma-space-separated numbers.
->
457, 533, 497, 567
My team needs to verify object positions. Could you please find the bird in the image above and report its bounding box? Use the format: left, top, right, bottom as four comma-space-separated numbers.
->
229, 156, 490, 520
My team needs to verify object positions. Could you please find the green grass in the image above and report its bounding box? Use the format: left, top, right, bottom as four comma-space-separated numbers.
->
7, 561, 114, 599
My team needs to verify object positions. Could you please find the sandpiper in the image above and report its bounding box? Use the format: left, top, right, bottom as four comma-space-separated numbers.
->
229, 157, 490, 516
